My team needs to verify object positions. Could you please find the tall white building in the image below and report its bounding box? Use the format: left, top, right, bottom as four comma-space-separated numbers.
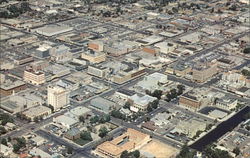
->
47, 85, 69, 110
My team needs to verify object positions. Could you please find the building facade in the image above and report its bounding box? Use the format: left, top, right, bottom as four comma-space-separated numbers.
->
23, 69, 45, 85
47, 85, 69, 110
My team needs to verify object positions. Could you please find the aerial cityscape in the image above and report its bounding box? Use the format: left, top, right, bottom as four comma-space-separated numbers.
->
0, 0, 249, 158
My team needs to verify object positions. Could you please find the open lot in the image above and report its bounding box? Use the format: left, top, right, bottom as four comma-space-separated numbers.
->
140, 139, 179, 158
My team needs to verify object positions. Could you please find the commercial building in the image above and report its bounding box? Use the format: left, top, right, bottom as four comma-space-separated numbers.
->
215, 96, 238, 110
88, 41, 104, 52
166, 62, 191, 77
137, 72, 168, 91
14, 55, 34, 65
192, 62, 217, 83
22, 106, 51, 121
90, 97, 116, 113
179, 88, 211, 110
0, 59, 14, 70
0, 79, 26, 96
115, 89, 136, 100
53, 115, 78, 129
47, 85, 69, 110
111, 67, 146, 84
0, 93, 44, 114
23, 69, 46, 85
129, 94, 157, 112
29, 60, 49, 71
44, 64, 71, 80
0, 144, 12, 157
30, 148, 52, 158
175, 119, 206, 138
0, 74, 5, 84
65, 106, 92, 120
64, 127, 81, 140
35, 25, 73, 37
87, 65, 109, 78
155, 41, 178, 54
104, 40, 139, 56
81, 50, 106, 63
49, 45, 72, 63
94, 128, 151, 158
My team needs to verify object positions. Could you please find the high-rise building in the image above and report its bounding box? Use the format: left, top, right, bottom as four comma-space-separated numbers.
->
47, 85, 69, 110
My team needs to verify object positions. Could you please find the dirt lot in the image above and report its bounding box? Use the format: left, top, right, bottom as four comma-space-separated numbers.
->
140, 140, 179, 158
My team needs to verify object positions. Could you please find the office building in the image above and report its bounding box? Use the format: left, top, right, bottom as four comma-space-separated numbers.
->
23, 69, 45, 85
47, 85, 69, 110
192, 62, 217, 83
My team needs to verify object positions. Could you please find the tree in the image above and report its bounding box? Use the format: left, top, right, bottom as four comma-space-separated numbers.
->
147, 105, 153, 112
111, 110, 126, 120
124, 101, 131, 109
99, 126, 108, 138
150, 100, 159, 109
81, 131, 93, 141
13, 144, 21, 153
120, 150, 129, 158
0, 126, 6, 135
177, 85, 185, 95
48, 104, 54, 112
151, 90, 162, 99
233, 147, 240, 156
132, 150, 140, 158
243, 47, 250, 54
67, 147, 73, 154
7, 137, 11, 142
90, 115, 99, 124
79, 116, 85, 123
1, 138, 7, 146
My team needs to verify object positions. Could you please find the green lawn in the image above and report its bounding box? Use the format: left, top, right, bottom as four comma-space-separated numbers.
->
73, 138, 91, 146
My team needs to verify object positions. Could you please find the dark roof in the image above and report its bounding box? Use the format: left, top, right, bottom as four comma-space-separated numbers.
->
117, 89, 136, 96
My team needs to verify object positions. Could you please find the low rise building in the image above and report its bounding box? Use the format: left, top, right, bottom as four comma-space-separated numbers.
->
35, 25, 73, 37
136, 72, 168, 91
50, 45, 72, 63
94, 128, 151, 158
88, 41, 104, 52
192, 61, 217, 83
129, 94, 157, 112
81, 50, 106, 63
64, 127, 81, 140
87, 64, 109, 78
53, 115, 78, 129
90, 97, 116, 113
166, 62, 191, 77
0, 93, 44, 113
14, 55, 34, 65
22, 106, 51, 121
215, 96, 238, 110
0, 78, 26, 96
23, 69, 45, 85
155, 41, 178, 54
175, 119, 206, 138
0, 144, 13, 157
179, 88, 210, 110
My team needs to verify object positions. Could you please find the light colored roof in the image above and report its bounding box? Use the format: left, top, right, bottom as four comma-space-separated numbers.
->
30, 148, 51, 158
90, 97, 116, 113
97, 128, 150, 156
54, 115, 78, 126
130, 94, 157, 106
209, 110, 227, 119
0, 79, 25, 90
22, 106, 51, 118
